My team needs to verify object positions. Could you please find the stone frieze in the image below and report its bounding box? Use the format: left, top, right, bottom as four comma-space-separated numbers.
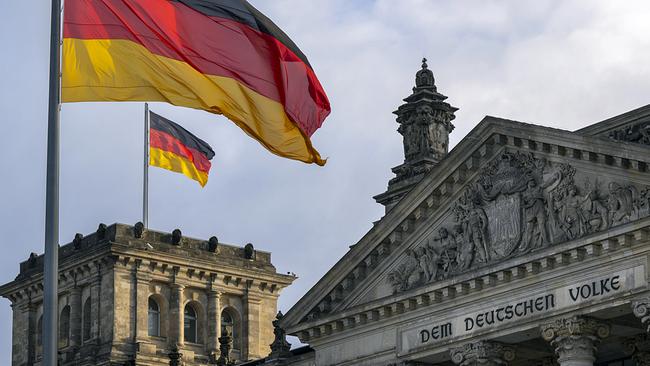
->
389, 151, 650, 293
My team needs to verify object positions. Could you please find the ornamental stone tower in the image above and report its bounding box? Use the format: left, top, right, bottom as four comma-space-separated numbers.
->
0, 223, 295, 366
375, 58, 458, 211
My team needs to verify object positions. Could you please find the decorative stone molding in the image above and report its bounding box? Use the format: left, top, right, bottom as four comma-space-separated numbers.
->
540, 316, 610, 365
382, 58, 458, 195
168, 344, 183, 366
623, 333, 650, 366
633, 298, 650, 333
609, 121, 650, 145
216, 329, 234, 366
389, 150, 650, 293
268, 312, 292, 360
297, 112, 650, 324
295, 224, 649, 343
449, 341, 515, 366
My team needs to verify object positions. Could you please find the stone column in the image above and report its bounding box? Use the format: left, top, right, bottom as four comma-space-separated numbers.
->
25, 302, 36, 364
134, 272, 151, 342
69, 285, 82, 349
243, 291, 262, 360
14, 301, 36, 365
90, 269, 103, 342
207, 289, 221, 355
169, 283, 185, 347
623, 333, 650, 366
449, 341, 516, 366
540, 316, 610, 366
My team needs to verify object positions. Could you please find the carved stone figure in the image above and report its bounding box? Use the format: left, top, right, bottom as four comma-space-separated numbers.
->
454, 225, 473, 271
608, 182, 638, 225
388, 150, 650, 293
465, 199, 490, 263
416, 247, 434, 282
415, 105, 434, 158
521, 180, 549, 251
268, 312, 292, 360
581, 180, 610, 231
609, 121, 650, 145
168, 344, 183, 366
432, 122, 449, 159
555, 185, 589, 240
216, 329, 234, 366
387, 250, 419, 292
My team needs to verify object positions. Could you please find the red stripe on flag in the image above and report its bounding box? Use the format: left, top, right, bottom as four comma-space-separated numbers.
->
150, 129, 212, 174
64, 0, 329, 137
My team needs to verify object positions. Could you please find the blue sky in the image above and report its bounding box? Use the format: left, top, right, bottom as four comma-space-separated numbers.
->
1, 0, 650, 362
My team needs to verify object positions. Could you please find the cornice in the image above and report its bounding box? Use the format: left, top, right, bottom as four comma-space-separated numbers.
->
287, 218, 650, 342
575, 104, 650, 137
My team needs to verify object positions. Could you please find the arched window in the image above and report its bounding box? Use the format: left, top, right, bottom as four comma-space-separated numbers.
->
221, 308, 240, 350
184, 304, 197, 343
59, 305, 70, 348
82, 298, 92, 341
148, 297, 161, 337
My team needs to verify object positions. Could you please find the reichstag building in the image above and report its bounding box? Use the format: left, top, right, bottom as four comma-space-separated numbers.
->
4, 60, 650, 366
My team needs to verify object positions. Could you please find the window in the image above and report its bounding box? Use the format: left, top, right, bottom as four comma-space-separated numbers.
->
184, 304, 197, 343
148, 297, 160, 337
221, 308, 240, 350
59, 305, 70, 348
82, 298, 92, 341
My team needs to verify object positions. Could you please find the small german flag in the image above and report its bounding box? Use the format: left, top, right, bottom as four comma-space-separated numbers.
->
149, 112, 215, 187
62, 0, 330, 165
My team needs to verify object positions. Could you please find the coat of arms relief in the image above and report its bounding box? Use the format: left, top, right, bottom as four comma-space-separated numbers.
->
388, 151, 649, 293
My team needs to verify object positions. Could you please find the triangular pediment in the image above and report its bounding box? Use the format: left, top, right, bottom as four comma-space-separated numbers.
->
281, 114, 650, 335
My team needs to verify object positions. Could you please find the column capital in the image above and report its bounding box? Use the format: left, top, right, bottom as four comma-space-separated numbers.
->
170, 282, 185, 291
632, 297, 650, 333
244, 290, 263, 303
540, 316, 609, 365
623, 333, 650, 366
208, 289, 222, 299
450, 341, 516, 366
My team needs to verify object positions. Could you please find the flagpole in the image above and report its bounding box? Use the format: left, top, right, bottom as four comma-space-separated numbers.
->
44, 0, 62, 365
143, 103, 149, 228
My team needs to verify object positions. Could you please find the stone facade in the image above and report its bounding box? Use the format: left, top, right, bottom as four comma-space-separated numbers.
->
272, 62, 650, 365
0, 224, 295, 366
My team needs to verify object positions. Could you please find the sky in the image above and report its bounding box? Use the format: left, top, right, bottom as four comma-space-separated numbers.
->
1, 0, 650, 362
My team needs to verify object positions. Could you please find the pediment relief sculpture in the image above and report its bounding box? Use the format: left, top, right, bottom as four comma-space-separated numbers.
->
389, 151, 650, 293
609, 120, 650, 145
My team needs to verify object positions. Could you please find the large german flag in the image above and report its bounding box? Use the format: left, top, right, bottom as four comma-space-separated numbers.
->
149, 111, 214, 186
62, 0, 330, 165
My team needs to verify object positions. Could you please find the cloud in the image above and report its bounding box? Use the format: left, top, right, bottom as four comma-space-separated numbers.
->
1, 0, 650, 361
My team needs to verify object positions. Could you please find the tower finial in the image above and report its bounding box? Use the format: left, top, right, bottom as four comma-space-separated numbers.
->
415, 57, 434, 88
